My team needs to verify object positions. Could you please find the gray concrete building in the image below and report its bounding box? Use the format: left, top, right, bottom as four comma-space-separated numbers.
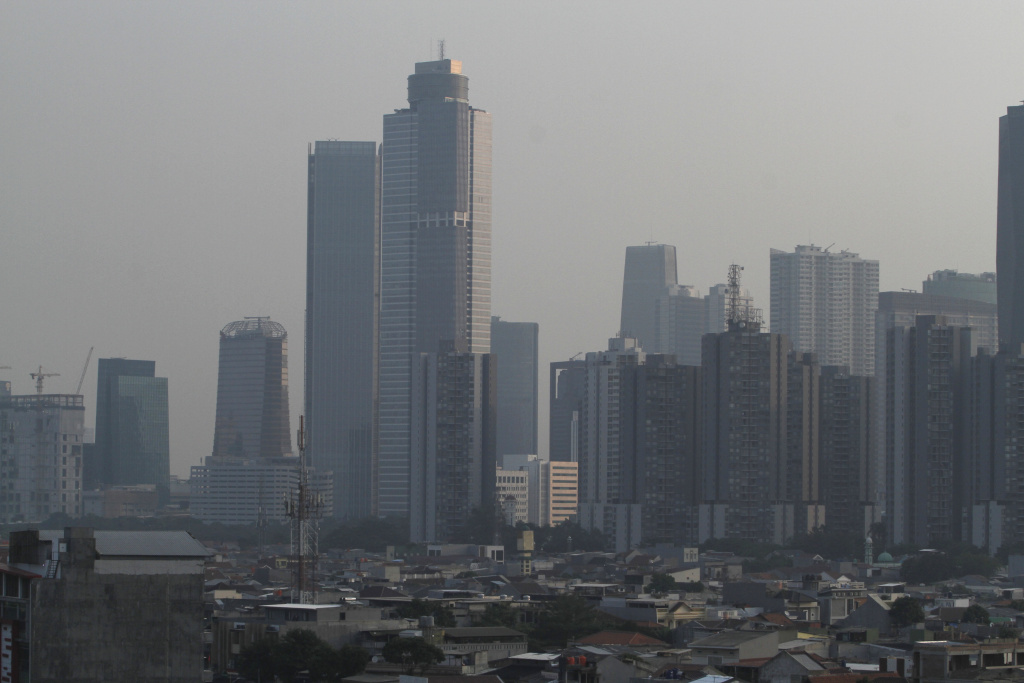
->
305, 140, 380, 519
7, 527, 210, 682
655, 284, 706, 366
0, 393, 85, 523
409, 346, 496, 543
998, 102, 1024, 350
549, 358, 586, 462
619, 244, 678, 352
818, 366, 875, 537
491, 316, 538, 460
378, 58, 492, 519
884, 316, 972, 546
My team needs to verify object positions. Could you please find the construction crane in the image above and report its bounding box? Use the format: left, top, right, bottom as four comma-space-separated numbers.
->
30, 366, 59, 395
75, 347, 94, 395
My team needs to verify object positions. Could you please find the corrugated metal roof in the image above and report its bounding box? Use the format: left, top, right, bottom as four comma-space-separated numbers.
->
38, 530, 212, 558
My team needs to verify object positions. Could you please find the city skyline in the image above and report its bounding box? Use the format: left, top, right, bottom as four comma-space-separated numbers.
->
2, 3, 1019, 477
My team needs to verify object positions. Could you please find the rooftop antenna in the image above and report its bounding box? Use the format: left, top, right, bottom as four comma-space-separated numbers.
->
438, 39, 446, 61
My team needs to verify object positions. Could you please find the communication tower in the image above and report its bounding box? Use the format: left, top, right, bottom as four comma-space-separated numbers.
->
285, 416, 323, 604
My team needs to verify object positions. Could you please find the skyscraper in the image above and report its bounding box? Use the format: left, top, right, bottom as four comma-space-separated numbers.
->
619, 244, 677, 351
998, 103, 1024, 349
212, 318, 291, 460
770, 245, 878, 376
923, 270, 997, 305
491, 316, 538, 460
91, 358, 169, 497
305, 140, 380, 519
378, 58, 492, 517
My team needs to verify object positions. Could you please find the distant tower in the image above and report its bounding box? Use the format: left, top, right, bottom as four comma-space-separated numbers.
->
619, 244, 678, 351
770, 245, 878, 375
378, 57, 492, 518
212, 318, 291, 460
305, 140, 380, 519
91, 358, 169, 497
998, 103, 1024, 350
491, 316, 539, 460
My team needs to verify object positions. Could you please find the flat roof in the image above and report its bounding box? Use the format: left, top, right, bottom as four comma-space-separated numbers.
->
38, 530, 212, 558
266, 603, 343, 610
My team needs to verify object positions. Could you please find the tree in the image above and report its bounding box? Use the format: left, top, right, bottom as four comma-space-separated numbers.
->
962, 604, 990, 624
235, 638, 277, 682
272, 629, 348, 683
478, 602, 519, 630
337, 644, 371, 679
531, 593, 607, 647
381, 637, 444, 674
889, 596, 925, 628
646, 573, 677, 594
999, 625, 1021, 640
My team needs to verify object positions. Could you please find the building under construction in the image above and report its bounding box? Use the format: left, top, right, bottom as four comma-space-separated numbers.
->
0, 392, 85, 523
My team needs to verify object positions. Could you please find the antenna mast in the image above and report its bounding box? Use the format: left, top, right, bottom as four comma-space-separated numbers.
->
438, 39, 446, 61
286, 416, 323, 604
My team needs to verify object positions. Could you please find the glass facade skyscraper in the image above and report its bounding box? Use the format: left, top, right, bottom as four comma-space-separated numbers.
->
305, 141, 380, 519
212, 318, 291, 460
491, 316, 538, 460
998, 104, 1024, 349
92, 358, 169, 496
619, 244, 678, 352
378, 59, 492, 517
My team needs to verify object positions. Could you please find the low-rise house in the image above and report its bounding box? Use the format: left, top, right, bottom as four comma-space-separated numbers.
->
911, 640, 1024, 683
688, 630, 779, 666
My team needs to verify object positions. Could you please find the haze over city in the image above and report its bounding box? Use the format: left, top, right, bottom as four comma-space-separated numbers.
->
2, 1, 1020, 477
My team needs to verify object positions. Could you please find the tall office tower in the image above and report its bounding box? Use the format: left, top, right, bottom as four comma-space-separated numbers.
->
998, 103, 1024, 349
212, 318, 291, 460
491, 316, 539, 459
770, 245, 879, 376
549, 358, 586, 462
885, 316, 972, 546
409, 346, 496, 542
818, 367, 873, 537
305, 140, 380, 519
0, 393, 85, 523
190, 458, 333, 525
970, 348, 1024, 554
92, 358, 169, 497
924, 270, 997, 304
378, 58, 492, 517
706, 283, 754, 334
619, 244, 678, 351
655, 285, 706, 366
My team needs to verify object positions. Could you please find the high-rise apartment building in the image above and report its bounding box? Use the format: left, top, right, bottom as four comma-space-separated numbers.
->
305, 140, 380, 519
212, 318, 291, 460
998, 103, 1024, 349
923, 270, 997, 305
575, 337, 702, 550
491, 316, 538, 459
619, 244, 677, 351
91, 358, 169, 497
818, 366, 873, 537
378, 58, 492, 517
884, 316, 972, 546
409, 346, 496, 543
542, 460, 579, 526
0, 393, 85, 523
655, 285, 706, 366
770, 245, 878, 376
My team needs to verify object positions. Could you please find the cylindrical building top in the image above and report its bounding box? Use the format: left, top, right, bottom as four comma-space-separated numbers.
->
220, 317, 287, 339
408, 59, 469, 106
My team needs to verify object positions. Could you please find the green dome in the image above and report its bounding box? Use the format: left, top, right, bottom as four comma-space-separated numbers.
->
877, 551, 894, 563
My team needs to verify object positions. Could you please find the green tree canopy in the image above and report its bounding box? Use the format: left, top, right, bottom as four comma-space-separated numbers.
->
395, 598, 456, 627
236, 630, 368, 683
961, 604, 990, 624
889, 596, 925, 628
381, 637, 444, 674
646, 573, 677, 594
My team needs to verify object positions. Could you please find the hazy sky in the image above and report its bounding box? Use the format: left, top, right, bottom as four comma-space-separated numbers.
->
2, 1, 1020, 477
